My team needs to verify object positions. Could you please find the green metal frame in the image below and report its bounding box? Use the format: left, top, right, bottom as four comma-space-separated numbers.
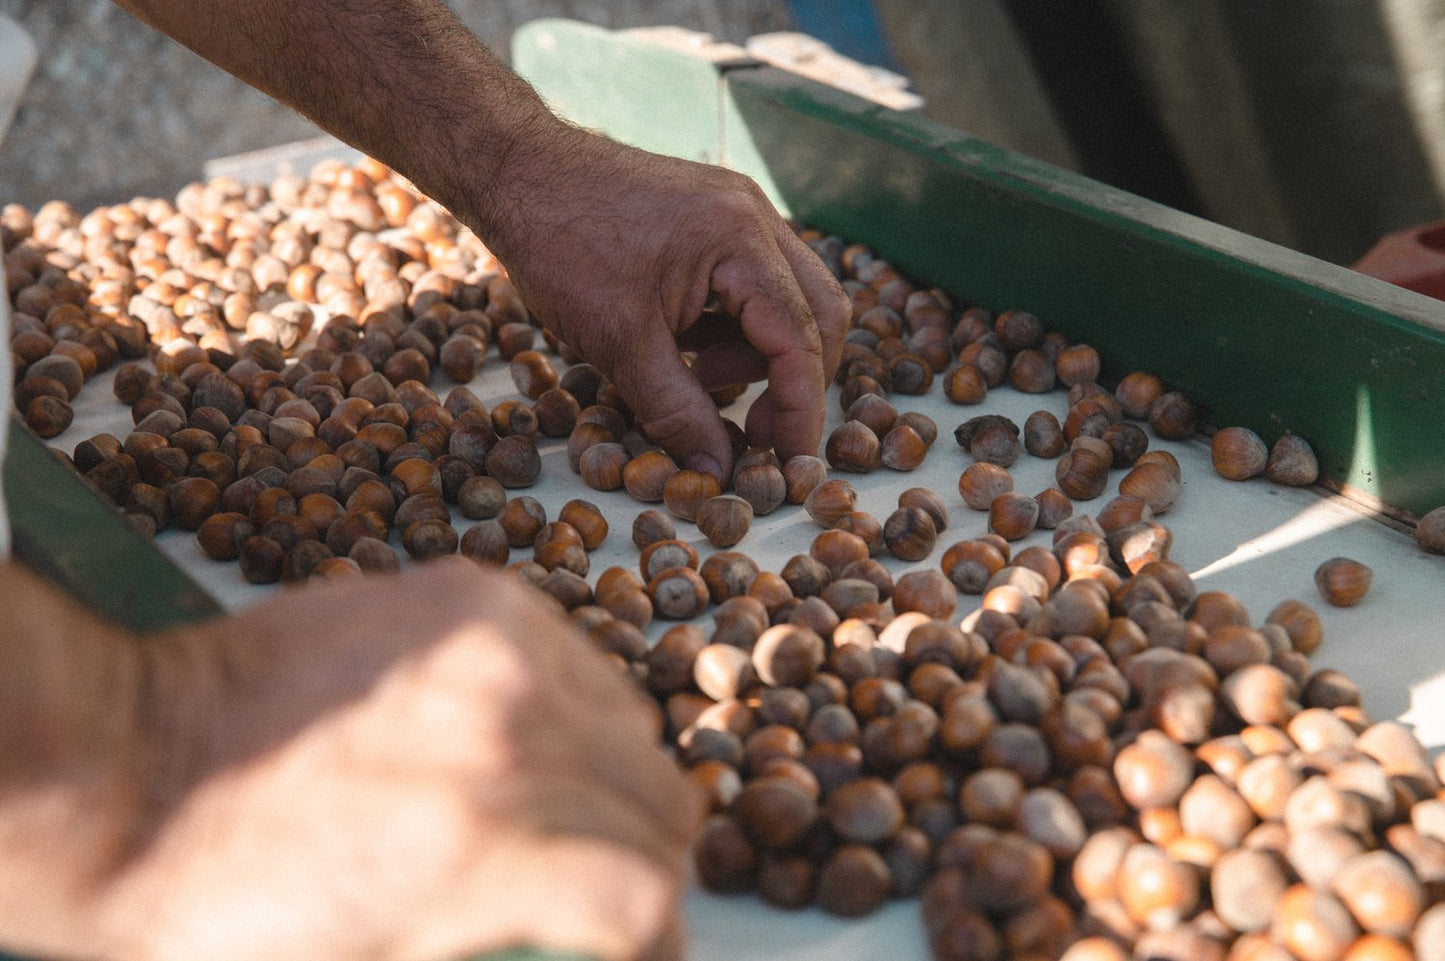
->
4, 414, 222, 633
515, 19, 1445, 517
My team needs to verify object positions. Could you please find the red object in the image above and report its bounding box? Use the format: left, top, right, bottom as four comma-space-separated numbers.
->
1352, 220, 1445, 301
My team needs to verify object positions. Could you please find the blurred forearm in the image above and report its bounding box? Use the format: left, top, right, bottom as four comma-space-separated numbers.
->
110, 0, 557, 239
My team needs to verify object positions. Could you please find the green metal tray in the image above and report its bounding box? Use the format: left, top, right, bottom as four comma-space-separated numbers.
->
515, 18, 1445, 518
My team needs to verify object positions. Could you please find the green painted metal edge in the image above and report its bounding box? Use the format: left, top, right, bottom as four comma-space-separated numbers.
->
512, 19, 737, 168
721, 67, 1445, 515
5, 414, 222, 633
515, 22, 1445, 516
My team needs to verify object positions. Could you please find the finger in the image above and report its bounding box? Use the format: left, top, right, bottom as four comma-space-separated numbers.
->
774, 226, 849, 385
710, 245, 827, 461
607, 321, 735, 482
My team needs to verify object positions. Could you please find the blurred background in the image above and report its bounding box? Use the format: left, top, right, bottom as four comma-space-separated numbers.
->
3, 0, 1445, 269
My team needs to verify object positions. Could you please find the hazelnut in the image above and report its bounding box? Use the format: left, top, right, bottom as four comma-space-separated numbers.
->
880, 424, 928, 470
483, 434, 540, 488
1024, 409, 1066, 458
462, 520, 514, 566
884, 506, 938, 562
1212, 426, 1269, 480
639, 538, 699, 581
1268, 433, 1321, 486
1115, 371, 1166, 419
648, 567, 710, 620
892, 570, 956, 620
622, 450, 678, 502
697, 495, 753, 548
845, 392, 898, 438
826, 420, 882, 473
958, 462, 1014, 510
1315, 556, 1372, 607
804, 478, 858, 528
815, 844, 892, 917
782, 454, 829, 503
943, 363, 988, 405
1008, 348, 1056, 393
734, 463, 786, 515
662, 468, 721, 522
988, 492, 1039, 541
732, 775, 818, 851
1055, 438, 1112, 501
556, 498, 607, 550
752, 624, 825, 687
1118, 460, 1181, 513
631, 508, 676, 549
1148, 391, 1197, 440
497, 496, 546, 548
578, 441, 629, 491
1055, 344, 1101, 386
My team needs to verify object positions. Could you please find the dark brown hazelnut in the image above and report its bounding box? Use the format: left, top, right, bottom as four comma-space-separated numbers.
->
883, 506, 938, 562
752, 624, 825, 687
484, 434, 540, 488
826, 420, 882, 473
815, 844, 891, 918
662, 468, 722, 522
697, 495, 753, 548
1148, 391, 1197, 440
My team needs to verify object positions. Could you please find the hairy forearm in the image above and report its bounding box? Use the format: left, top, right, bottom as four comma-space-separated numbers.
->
112, 0, 558, 239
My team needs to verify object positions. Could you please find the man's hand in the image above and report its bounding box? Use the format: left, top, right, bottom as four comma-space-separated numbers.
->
476, 123, 849, 481
0, 560, 701, 961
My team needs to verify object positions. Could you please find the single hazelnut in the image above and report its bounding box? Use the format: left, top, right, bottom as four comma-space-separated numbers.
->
879, 424, 928, 471
804, 478, 858, 528
943, 363, 988, 405
1024, 409, 1066, 458
631, 508, 676, 549
1315, 557, 1372, 607
578, 442, 630, 491
826, 420, 882, 473
697, 495, 753, 548
883, 506, 938, 562
1148, 391, 1197, 440
623, 449, 678, 502
734, 463, 787, 515
782, 454, 829, 503
958, 462, 1014, 510
1212, 426, 1269, 480
662, 469, 722, 522
988, 493, 1039, 542
1268, 433, 1321, 487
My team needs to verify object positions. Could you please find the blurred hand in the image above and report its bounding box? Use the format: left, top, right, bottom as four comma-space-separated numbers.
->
481, 123, 849, 481
36, 560, 700, 961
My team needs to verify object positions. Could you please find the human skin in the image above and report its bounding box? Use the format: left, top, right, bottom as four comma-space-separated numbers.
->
0, 559, 702, 961
112, 0, 850, 482
0, 4, 850, 956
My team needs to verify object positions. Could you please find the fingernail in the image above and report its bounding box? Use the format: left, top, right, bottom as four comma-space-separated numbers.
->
685, 452, 725, 484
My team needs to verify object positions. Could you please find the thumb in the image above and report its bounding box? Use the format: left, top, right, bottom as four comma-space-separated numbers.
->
609, 324, 735, 483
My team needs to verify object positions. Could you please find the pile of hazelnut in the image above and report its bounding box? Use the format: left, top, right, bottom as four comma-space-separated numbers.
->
7, 157, 1445, 961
